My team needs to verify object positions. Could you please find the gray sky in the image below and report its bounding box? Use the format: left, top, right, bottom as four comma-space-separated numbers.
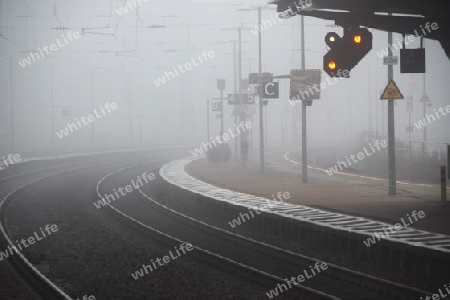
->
1, 0, 449, 154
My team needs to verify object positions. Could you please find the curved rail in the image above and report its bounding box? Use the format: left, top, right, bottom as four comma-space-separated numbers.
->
159, 157, 435, 299
0, 166, 94, 300
96, 161, 337, 299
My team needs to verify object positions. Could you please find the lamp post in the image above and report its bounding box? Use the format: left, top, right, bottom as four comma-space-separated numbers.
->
212, 40, 251, 147
9, 59, 15, 154
387, 14, 396, 195
421, 40, 432, 155
237, 5, 274, 172
213, 40, 240, 158
221, 25, 251, 165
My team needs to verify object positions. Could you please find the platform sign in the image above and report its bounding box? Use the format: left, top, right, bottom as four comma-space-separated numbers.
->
227, 94, 254, 105
380, 79, 404, 100
290, 69, 321, 101
228, 94, 238, 105
244, 94, 255, 104
400, 49, 425, 73
263, 82, 279, 99
211, 100, 222, 111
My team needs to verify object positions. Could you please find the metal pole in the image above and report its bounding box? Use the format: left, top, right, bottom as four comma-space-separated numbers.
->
388, 18, 396, 195
265, 105, 268, 147
408, 100, 412, 155
423, 102, 426, 154
128, 74, 133, 147
368, 66, 372, 134
327, 92, 330, 145
381, 100, 385, 137
238, 27, 244, 166
258, 7, 265, 172
233, 41, 238, 160
375, 72, 379, 139
139, 116, 143, 145
441, 166, 447, 204
10, 60, 15, 154
447, 145, 450, 180
207, 99, 210, 142
91, 70, 95, 149
301, 15, 307, 182
233, 41, 237, 94
423, 40, 427, 154
220, 89, 224, 135
207, 99, 210, 166
302, 103, 307, 181
51, 66, 55, 153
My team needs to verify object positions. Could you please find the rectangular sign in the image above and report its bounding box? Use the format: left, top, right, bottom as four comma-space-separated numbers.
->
245, 94, 255, 104
400, 49, 425, 73
249, 73, 258, 85
383, 56, 398, 65
290, 69, 321, 101
228, 94, 238, 105
217, 78, 225, 90
227, 94, 254, 105
263, 82, 279, 99
249, 72, 273, 85
211, 100, 222, 111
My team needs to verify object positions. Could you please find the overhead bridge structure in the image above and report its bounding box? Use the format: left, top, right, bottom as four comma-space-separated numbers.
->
270, 0, 450, 59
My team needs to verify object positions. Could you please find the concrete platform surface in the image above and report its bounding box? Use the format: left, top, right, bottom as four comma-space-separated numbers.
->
186, 149, 450, 235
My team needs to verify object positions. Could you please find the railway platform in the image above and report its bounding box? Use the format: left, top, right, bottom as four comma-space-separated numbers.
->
186, 148, 450, 236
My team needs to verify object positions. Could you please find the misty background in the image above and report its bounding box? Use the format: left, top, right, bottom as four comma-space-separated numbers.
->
1, 0, 449, 156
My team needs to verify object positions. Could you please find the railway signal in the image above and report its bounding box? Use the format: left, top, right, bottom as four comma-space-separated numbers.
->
323, 27, 373, 77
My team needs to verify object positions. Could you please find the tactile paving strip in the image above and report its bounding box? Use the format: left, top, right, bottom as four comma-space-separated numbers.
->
160, 158, 450, 253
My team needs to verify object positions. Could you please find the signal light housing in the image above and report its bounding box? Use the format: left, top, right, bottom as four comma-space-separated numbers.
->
325, 32, 341, 48
323, 27, 373, 77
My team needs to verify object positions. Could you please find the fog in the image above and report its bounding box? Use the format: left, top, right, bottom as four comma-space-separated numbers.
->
1, 0, 449, 156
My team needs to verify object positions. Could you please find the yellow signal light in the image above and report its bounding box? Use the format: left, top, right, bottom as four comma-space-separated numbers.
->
354, 35, 362, 44
328, 61, 336, 70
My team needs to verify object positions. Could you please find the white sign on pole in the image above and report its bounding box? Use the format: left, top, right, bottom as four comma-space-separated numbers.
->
383, 56, 398, 65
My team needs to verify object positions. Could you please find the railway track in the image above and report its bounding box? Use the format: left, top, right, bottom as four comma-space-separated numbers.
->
0, 161, 104, 300
0, 151, 436, 299
99, 161, 433, 299
96, 162, 327, 299
2, 150, 296, 299
0, 152, 163, 300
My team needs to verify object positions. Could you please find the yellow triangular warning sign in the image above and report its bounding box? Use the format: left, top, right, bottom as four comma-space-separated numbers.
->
380, 79, 404, 100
